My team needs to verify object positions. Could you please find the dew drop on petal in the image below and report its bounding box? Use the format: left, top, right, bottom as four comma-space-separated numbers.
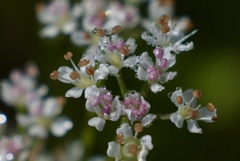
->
167, 92, 172, 98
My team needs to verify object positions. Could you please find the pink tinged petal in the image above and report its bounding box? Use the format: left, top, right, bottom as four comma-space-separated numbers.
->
141, 114, 157, 127
138, 52, 154, 69
116, 123, 133, 138
150, 83, 165, 93
62, 21, 77, 34
153, 47, 164, 59
159, 72, 177, 83
170, 113, 184, 128
186, 120, 202, 133
137, 149, 148, 161
39, 25, 59, 38
136, 67, 148, 81
107, 142, 120, 158
94, 64, 109, 81
88, 117, 106, 131
58, 66, 74, 83
84, 86, 98, 99
65, 87, 83, 98
123, 56, 138, 68
140, 135, 153, 150
160, 58, 167, 68
106, 42, 116, 51
50, 117, 73, 137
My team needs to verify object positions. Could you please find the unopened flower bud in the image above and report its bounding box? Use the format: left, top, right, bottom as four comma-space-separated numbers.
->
134, 123, 143, 133
117, 133, 124, 144
176, 96, 183, 104
112, 25, 122, 34
78, 59, 90, 67
119, 46, 129, 56
192, 90, 202, 99
64, 52, 73, 60
188, 110, 198, 119
50, 71, 59, 80
69, 71, 79, 80
86, 66, 95, 76
207, 103, 216, 112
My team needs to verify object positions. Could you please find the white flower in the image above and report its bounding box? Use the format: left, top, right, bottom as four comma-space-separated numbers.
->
107, 123, 153, 161
136, 51, 177, 93
170, 88, 218, 133
37, 0, 82, 38
51, 52, 110, 98
85, 86, 122, 131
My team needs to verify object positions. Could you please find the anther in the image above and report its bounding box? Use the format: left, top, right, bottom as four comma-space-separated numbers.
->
112, 25, 122, 34
56, 96, 66, 106
207, 103, 216, 112
161, 24, 170, 34
134, 123, 143, 133
159, 15, 170, 25
95, 28, 105, 37
86, 66, 95, 76
176, 96, 183, 104
128, 144, 139, 156
212, 116, 218, 121
119, 46, 129, 56
64, 51, 73, 60
69, 71, 79, 80
50, 71, 59, 80
117, 133, 124, 144
78, 59, 90, 67
188, 110, 198, 119
192, 90, 202, 99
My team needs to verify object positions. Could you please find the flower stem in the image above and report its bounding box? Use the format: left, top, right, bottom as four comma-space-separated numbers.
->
156, 113, 173, 120
116, 70, 127, 98
140, 82, 150, 98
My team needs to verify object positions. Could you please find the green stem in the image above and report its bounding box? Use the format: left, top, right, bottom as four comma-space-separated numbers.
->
156, 113, 173, 120
140, 82, 150, 98
116, 70, 127, 98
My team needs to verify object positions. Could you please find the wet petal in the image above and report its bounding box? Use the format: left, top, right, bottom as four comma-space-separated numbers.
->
187, 119, 202, 133
65, 87, 83, 98
88, 117, 106, 131
136, 67, 147, 81
138, 52, 154, 69
140, 135, 153, 150
116, 123, 133, 138
170, 112, 184, 128
123, 56, 138, 68
58, 66, 74, 83
159, 71, 177, 83
150, 83, 165, 93
107, 142, 120, 158
141, 114, 156, 127
94, 64, 109, 81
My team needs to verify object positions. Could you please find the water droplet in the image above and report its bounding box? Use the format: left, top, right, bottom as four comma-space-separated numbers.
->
176, 87, 181, 90
167, 92, 172, 98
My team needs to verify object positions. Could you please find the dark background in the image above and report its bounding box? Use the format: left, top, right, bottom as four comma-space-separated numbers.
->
0, 0, 240, 160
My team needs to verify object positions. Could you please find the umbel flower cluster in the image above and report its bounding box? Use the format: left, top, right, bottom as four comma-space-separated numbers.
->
0, 0, 218, 161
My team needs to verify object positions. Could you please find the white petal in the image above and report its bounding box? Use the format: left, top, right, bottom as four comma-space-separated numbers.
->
137, 149, 148, 161
170, 112, 184, 128
16, 114, 33, 127
84, 86, 99, 99
198, 107, 217, 123
123, 56, 138, 68
70, 31, 90, 46
123, 109, 135, 123
159, 72, 177, 83
141, 114, 157, 127
140, 135, 153, 150
58, 66, 74, 83
110, 111, 121, 121
136, 67, 148, 81
171, 88, 184, 106
116, 123, 133, 138
50, 117, 73, 137
174, 42, 194, 53
138, 52, 154, 69
187, 120, 202, 133
108, 65, 119, 75
183, 89, 196, 107
62, 21, 77, 34
94, 64, 109, 81
85, 99, 95, 112
88, 117, 106, 131
65, 87, 83, 98
39, 25, 59, 38
107, 142, 120, 158
126, 38, 137, 53
150, 83, 165, 93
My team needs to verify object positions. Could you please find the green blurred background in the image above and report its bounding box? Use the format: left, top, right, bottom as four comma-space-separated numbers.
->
0, 0, 240, 160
